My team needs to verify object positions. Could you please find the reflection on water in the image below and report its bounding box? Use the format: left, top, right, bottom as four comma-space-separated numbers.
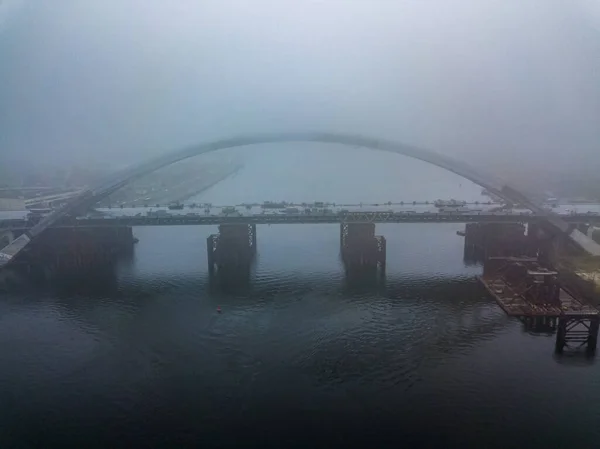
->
2, 223, 600, 448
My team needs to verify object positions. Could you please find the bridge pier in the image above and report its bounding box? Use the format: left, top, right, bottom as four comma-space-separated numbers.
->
462, 223, 535, 263
340, 223, 386, 277
23, 226, 136, 280
207, 224, 257, 276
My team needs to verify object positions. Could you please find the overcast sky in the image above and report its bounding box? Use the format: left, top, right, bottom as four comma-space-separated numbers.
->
1, 0, 599, 172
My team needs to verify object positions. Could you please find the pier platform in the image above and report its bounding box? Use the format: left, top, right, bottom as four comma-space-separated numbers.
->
479, 256, 600, 353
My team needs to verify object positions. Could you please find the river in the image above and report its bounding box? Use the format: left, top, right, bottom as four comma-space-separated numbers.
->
1, 146, 600, 448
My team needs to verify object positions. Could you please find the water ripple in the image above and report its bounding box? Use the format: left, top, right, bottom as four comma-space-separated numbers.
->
1, 223, 600, 447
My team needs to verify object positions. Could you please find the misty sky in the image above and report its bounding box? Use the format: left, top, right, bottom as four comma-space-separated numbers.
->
1, 0, 599, 173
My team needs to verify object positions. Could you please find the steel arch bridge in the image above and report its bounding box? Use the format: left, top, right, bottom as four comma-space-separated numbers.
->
1, 132, 599, 266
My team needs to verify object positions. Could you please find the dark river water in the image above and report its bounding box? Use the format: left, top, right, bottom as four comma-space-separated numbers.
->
2, 147, 600, 448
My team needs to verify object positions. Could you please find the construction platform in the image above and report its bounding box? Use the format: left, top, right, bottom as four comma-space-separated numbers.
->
479, 256, 600, 353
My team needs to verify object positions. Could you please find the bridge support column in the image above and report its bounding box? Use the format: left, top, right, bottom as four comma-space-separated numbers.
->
462, 223, 531, 263
24, 226, 136, 280
340, 223, 386, 276
463, 223, 485, 264
207, 224, 257, 275
555, 316, 600, 354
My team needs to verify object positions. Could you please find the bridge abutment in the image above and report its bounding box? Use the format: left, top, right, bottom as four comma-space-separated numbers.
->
207, 224, 257, 276
340, 223, 386, 277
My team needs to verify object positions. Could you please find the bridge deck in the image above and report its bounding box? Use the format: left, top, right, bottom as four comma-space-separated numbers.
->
2, 212, 600, 229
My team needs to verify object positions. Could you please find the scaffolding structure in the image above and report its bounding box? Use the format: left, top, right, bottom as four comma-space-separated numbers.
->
480, 256, 600, 353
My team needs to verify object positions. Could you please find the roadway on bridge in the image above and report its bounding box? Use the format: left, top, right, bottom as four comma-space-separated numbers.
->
3, 209, 600, 229
53, 200, 600, 218
2, 199, 600, 221
2, 201, 600, 225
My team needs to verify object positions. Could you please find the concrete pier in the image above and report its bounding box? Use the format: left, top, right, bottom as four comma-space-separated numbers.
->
340, 223, 386, 277
207, 224, 257, 275
462, 223, 537, 263
23, 226, 136, 279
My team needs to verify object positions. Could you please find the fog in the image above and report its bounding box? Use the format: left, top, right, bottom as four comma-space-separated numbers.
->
1, 0, 599, 178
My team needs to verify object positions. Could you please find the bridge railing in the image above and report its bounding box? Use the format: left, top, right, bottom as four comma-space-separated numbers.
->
3, 212, 600, 229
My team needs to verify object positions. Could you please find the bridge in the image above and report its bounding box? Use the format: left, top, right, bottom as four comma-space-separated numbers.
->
2, 131, 600, 267
2, 211, 600, 229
